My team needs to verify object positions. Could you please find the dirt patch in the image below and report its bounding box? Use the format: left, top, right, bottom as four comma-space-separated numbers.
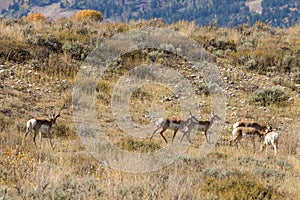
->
246, 0, 262, 14
30, 3, 78, 19
0, 0, 13, 12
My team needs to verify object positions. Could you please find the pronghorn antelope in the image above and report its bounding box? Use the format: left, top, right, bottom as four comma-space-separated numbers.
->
150, 112, 198, 143
261, 132, 280, 156
181, 112, 221, 143
233, 120, 272, 132
22, 113, 61, 149
229, 126, 271, 150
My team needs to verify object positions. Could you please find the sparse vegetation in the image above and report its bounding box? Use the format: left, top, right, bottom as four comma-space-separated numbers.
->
0, 16, 299, 199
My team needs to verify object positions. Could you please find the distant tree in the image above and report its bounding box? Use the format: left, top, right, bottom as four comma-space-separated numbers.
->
22, 13, 46, 22
73, 10, 103, 22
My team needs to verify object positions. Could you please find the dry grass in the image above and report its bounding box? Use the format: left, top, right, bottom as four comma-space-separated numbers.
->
0, 18, 299, 199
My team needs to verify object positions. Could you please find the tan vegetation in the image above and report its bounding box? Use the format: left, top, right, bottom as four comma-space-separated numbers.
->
0, 17, 299, 199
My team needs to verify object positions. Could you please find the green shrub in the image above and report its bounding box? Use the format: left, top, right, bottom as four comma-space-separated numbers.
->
203, 172, 285, 199
116, 138, 160, 153
256, 168, 285, 181
0, 40, 32, 63
201, 167, 233, 179
250, 88, 289, 107
204, 38, 236, 51
237, 156, 266, 166
62, 42, 89, 60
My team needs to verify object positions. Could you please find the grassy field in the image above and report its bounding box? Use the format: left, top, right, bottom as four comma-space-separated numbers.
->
0, 17, 299, 199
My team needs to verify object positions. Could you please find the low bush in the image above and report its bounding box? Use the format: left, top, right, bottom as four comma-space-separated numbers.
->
250, 88, 289, 107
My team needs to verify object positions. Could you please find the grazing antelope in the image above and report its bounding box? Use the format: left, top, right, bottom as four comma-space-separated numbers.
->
150, 112, 198, 143
22, 113, 61, 149
181, 112, 221, 143
261, 132, 279, 156
229, 126, 271, 150
233, 120, 272, 132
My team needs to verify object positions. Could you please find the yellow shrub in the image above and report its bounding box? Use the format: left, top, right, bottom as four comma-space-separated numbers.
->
22, 13, 46, 22
73, 10, 103, 22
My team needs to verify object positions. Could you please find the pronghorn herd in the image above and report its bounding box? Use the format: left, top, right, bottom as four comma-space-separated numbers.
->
150, 112, 220, 144
150, 112, 199, 144
150, 112, 280, 156
23, 111, 280, 156
230, 120, 279, 155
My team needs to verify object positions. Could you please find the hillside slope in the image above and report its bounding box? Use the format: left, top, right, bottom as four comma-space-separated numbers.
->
0, 18, 299, 199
